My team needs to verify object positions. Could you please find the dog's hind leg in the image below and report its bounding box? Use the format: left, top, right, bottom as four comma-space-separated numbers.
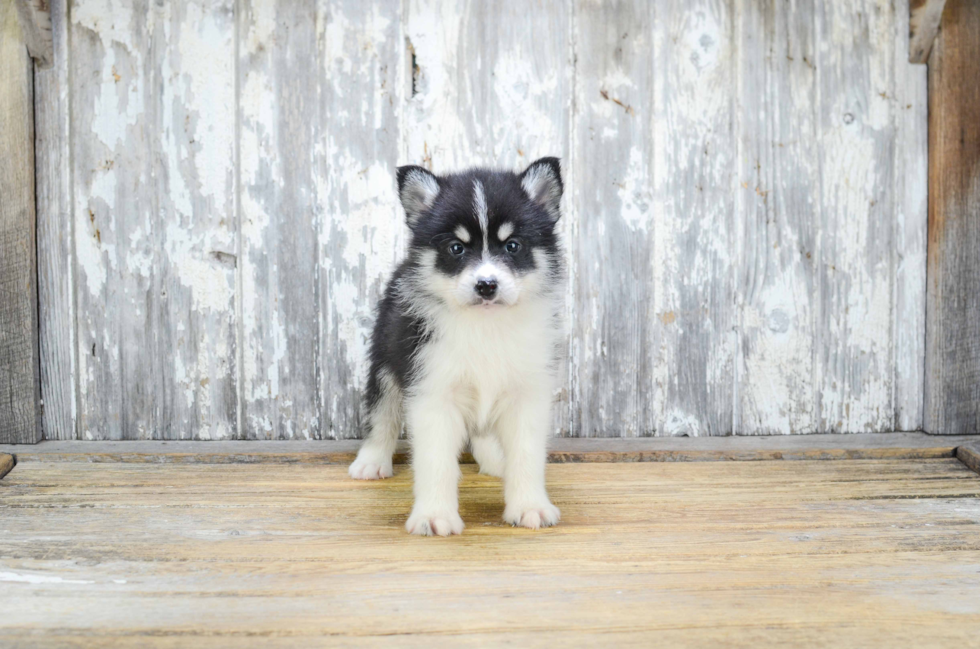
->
349, 370, 402, 480
470, 435, 505, 478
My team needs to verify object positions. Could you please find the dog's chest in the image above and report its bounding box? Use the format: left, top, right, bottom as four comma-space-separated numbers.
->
420, 308, 556, 424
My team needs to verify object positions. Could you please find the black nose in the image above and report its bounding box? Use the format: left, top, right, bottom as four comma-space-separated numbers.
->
475, 279, 498, 299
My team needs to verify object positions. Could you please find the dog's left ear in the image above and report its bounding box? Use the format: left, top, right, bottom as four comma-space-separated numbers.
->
519, 157, 563, 222
397, 165, 441, 228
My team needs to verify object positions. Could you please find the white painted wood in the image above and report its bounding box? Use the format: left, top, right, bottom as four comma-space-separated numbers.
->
734, 0, 819, 435
70, 0, 238, 439
34, 0, 929, 439
315, 0, 406, 439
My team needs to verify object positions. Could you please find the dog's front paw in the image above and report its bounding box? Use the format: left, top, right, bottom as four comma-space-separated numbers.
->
406, 508, 465, 536
504, 501, 561, 529
348, 447, 393, 480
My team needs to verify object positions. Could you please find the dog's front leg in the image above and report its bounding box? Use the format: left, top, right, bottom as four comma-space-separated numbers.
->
497, 390, 560, 529
404, 395, 467, 536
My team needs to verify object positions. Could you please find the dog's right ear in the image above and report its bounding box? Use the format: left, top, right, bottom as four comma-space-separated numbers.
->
396, 165, 440, 228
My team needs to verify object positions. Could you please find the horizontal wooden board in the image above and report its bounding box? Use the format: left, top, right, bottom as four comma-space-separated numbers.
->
1, 459, 979, 646
3, 433, 979, 465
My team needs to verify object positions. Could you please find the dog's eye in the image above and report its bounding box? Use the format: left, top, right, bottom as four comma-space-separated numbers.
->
505, 240, 521, 254
449, 242, 465, 256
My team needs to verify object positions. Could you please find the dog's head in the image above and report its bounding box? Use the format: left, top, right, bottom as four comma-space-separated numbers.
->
397, 158, 563, 309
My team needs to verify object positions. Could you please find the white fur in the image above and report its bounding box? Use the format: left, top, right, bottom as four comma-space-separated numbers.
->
496, 222, 514, 242
454, 225, 471, 243
520, 163, 561, 221
473, 180, 489, 252
403, 280, 561, 535
351, 249, 562, 536
401, 170, 440, 225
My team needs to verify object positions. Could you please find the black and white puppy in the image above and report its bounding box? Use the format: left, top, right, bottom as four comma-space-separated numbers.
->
349, 157, 565, 536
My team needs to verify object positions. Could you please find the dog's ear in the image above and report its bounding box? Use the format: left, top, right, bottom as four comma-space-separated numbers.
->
519, 157, 563, 222
396, 165, 440, 228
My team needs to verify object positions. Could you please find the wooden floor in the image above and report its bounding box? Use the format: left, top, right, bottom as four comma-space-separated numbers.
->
2, 456, 980, 647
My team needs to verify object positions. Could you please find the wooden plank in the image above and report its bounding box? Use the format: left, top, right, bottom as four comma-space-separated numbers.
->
734, 0, 817, 434
813, 1, 899, 432
403, 0, 571, 433
71, 0, 239, 440
34, 0, 75, 440
0, 0, 42, 445
568, 1, 656, 437
956, 445, 980, 475
238, 0, 319, 439
1, 460, 979, 645
13, 0, 53, 68
315, 0, 404, 439
924, 0, 980, 435
4, 432, 975, 464
652, 0, 737, 436
893, 0, 929, 431
0, 453, 15, 479
908, 0, 946, 63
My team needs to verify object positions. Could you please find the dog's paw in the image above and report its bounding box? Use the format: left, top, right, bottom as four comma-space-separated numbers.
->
348, 449, 393, 480
406, 508, 465, 536
504, 502, 561, 529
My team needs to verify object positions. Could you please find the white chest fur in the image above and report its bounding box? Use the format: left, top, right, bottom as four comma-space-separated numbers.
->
412, 300, 559, 433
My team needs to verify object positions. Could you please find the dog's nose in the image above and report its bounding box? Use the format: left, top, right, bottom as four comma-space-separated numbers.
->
475, 278, 498, 300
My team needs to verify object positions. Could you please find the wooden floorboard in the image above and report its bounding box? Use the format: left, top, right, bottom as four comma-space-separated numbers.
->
2, 458, 980, 647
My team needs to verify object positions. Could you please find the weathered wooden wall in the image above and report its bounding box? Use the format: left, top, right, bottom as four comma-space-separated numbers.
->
35, 0, 928, 440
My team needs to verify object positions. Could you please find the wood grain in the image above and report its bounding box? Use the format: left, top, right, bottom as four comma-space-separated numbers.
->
70, 0, 239, 440
924, 0, 980, 436
1, 459, 979, 645
315, 0, 405, 439
0, 0, 42, 445
34, 0, 75, 440
957, 445, 980, 475
4, 432, 977, 465
908, 0, 946, 63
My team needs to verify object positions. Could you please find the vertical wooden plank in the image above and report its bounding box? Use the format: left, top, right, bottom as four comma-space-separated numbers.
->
239, 0, 319, 439
402, 0, 571, 434
908, 0, 946, 63
651, 0, 737, 436
924, 0, 980, 435
735, 0, 818, 435
893, 0, 928, 431
35, 0, 77, 440
72, 0, 238, 439
814, 0, 897, 432
316, 0, 404, 439
0, 0, 42, 444
568, 1, 656, 437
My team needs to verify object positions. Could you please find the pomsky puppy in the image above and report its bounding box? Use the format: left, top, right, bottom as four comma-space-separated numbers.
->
348, 157, 565, 536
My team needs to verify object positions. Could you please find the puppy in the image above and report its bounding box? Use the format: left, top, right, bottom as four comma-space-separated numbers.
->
348, 157, 565, 536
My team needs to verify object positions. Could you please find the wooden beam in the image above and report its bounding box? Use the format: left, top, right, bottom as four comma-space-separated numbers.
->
3, 433, 979, 465
13, 0, 52, 68
0, 0, 42, 445
925, 0, 980, 435
909, 0, 947, 63
956, 445, 980, 475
